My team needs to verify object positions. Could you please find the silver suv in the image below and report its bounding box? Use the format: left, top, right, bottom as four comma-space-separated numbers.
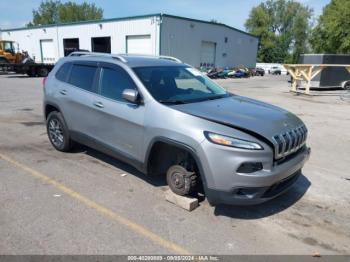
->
43, 52, 310, 205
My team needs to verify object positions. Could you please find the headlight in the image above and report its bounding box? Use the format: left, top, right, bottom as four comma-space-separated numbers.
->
204, 132, 263, 150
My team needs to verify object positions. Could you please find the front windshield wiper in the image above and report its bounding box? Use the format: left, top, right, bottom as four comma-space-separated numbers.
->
192, 93, 231, 102
159, 94, 231, 105
207, 94, 231, 100
158, 100, 187, 105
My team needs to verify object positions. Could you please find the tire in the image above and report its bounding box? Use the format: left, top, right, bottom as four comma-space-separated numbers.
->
166, 165, 197, 196
46, 111, 72, 152
38, 67, 49, 77
27, 68, 36, 77
343, 81, 350, 90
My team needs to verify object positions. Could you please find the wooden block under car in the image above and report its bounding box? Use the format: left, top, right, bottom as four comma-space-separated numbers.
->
165, 189, 199, 211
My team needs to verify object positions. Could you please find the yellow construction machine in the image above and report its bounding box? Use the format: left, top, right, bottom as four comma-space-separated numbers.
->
0, 40, 25, 64
0, 40, 53, 76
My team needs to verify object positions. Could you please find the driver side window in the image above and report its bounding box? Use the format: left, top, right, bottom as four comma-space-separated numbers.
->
100, 66, 137, 101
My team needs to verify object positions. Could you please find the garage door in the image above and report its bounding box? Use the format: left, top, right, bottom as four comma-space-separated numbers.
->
126, 35, 152, 55
200, 41, 216, 67
40, 39, 55, 63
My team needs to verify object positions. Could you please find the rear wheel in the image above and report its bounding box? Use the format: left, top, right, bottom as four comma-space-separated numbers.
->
27, 68, 36, 77
38, 67, 49, 77
343, 81, 350, 90
166, 165, 197, 196
46, 111, 72, 152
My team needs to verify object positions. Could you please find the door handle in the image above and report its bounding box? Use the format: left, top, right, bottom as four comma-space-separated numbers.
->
93, 101, 104, 108
60, 89, 67, 95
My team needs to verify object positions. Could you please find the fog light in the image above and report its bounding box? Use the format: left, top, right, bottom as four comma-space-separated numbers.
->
237, 162, 263, 173
235, 188, 260, 199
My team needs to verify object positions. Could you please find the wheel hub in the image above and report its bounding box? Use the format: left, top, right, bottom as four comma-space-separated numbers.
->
172, 172, 185, 189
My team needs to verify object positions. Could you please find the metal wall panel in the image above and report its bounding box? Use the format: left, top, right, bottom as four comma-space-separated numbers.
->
160, 16, 258, 68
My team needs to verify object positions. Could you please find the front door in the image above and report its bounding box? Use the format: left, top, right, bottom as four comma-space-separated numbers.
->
90, 62, 145, 162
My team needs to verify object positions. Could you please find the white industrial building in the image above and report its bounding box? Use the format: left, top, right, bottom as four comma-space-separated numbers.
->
0, 13, 258, 68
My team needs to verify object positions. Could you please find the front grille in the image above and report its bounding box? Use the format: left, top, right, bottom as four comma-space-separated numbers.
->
272, 125, 307, 159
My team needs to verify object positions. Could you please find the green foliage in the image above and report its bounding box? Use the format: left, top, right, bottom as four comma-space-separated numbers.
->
245, 0, 313, 63
27, 0, 60, 26
58, 2, 103, 23
310, 0, 350, 54
27, 0, 103, 27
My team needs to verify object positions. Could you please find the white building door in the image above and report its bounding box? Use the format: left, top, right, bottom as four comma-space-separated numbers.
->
200, 41, 216, 67
126, 35, 152, 55
40, 39, 55, 63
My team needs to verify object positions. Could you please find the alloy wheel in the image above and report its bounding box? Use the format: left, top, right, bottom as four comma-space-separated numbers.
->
48, 118, 64, 148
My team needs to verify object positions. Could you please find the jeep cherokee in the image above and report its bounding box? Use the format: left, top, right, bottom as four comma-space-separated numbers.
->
43, 52, 310, 205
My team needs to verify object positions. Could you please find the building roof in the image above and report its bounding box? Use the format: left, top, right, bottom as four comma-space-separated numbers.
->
0, 13, 258, 39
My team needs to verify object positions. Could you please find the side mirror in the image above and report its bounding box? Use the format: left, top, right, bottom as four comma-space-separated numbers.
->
122, 89, 139, 104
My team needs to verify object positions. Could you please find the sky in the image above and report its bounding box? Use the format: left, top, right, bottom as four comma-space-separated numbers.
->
0, 0, 331, 31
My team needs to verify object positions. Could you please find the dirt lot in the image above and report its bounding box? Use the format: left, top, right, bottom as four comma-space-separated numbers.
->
0, 73, 349, 255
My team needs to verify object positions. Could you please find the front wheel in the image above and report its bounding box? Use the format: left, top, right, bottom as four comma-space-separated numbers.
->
46, 111, 72, 152
166, 165, 197, 196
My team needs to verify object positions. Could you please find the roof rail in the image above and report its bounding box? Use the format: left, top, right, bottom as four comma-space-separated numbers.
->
68, 51, 127, 63
158, 55, 182, 63
68, 52, 182, 63
68, 51, 90, 57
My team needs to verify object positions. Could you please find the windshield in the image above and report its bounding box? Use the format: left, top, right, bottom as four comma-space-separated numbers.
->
133, 66, 229, 104
3, 41, 15, 53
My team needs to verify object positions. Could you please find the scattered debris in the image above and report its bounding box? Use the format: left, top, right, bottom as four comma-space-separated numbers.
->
312, 252, 321, 257
120, 173, 127, 177
53, 194, 61, 197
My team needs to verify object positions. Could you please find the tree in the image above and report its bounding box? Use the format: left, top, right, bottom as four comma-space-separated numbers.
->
58, 2, 103, 23
27, 0, 103, 27
310, 0, 350, 54
245, 0, 313, 63
27, 0, 60, 26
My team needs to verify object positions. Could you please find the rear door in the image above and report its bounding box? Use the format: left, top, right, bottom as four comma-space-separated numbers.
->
59, 61, 99, 137
90, 62, 145, 162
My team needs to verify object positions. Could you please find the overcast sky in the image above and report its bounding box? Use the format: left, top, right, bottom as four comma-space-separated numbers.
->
0, 0, 330, 30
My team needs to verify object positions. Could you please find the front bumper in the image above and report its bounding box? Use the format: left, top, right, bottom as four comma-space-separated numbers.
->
197, 140, 311, 205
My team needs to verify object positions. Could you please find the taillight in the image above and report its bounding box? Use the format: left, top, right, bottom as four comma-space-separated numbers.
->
42, 77, 47, 87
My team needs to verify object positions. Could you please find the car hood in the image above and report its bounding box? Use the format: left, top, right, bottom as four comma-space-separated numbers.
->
171, 95, 304, 143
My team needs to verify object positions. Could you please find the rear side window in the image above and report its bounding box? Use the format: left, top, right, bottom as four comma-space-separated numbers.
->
100, 67, 136, 101
55, 63, 71, 82
68, 64, 97, 92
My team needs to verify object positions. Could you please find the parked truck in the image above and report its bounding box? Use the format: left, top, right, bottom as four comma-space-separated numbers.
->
0, 40, 54, 77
